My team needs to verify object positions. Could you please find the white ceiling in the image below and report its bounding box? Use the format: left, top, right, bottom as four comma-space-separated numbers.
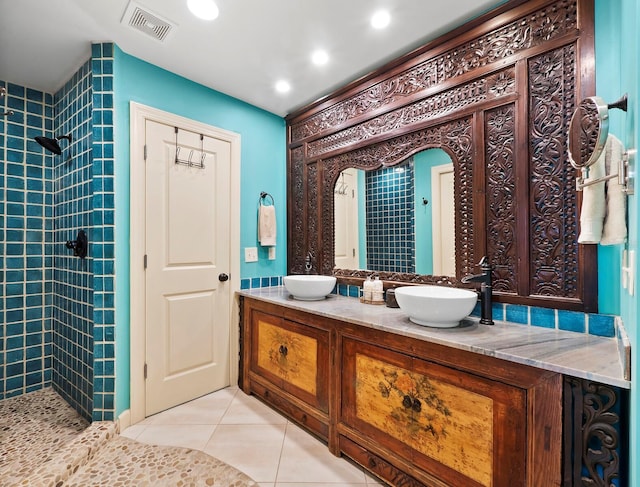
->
1, 0, 505, 117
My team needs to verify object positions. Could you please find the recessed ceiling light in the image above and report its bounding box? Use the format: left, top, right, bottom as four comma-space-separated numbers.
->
187, 0, 219, 20
371, 10, 391, 29
311, 49, 329, 66
275, 80, 291, 94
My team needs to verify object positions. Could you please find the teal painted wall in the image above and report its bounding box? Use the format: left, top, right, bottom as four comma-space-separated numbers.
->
595, 0, 624, 316
113, 46, 286, 414
595, 0, 638, 484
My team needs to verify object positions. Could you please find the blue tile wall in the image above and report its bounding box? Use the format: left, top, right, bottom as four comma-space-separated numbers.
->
365, 161, 415, 273
0, 45, 116, 422
0, 80, 53, 399
90, 43, 116, 421
52, 60, 94, 419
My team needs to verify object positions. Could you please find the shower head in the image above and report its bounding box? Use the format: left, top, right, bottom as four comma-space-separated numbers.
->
35, 134, 72, 155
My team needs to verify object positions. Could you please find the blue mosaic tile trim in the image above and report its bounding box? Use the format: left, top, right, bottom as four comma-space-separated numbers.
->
241, 276, 283, 290
0, 80, 54, 400
90, 42, 116, 422
365, 161, 415, 273
52, 60, 94, 420
558, 309, 587, 334
241, 275, 343, 298
333, 288, 617, 339
245, 275, 616, 339
248, 277, 618, 339
471, 303, 615, 337
336, 283, 360, 298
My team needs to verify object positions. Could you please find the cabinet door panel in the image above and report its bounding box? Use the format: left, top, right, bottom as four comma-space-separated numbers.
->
250, 310, 329, 412
341, 337, 526, 487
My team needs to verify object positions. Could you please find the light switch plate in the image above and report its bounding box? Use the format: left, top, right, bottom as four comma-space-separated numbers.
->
245, 247, 258, 262
268, 247, 276, 260
622, 250, 635, 296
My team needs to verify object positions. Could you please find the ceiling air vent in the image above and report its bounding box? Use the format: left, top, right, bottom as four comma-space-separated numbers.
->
121, 1, 175, 42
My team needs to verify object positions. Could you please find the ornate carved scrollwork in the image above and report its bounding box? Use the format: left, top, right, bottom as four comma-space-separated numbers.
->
290, 0, 576, 143
289, 147, 305, 274
582, 381, 621, 486
564, 377, 625, 487
485, 104, 517, 293
287, 0, 596, 311
307, 68, 516, 159
333, 268, 459, 287
307, 162, 319, 273
528, 45, 578, 298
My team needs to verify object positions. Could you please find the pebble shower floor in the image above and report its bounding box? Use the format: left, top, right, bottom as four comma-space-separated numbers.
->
0, 388, 257, 486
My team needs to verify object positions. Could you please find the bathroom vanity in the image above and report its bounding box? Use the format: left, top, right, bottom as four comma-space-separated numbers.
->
239, 289, 629, 487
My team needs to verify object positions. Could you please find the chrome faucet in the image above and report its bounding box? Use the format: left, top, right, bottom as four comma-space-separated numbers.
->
304, 251, 314, 273
461, 256, 494, 325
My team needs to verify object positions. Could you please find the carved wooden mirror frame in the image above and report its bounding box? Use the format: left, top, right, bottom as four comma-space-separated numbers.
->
286, 0, 597, 312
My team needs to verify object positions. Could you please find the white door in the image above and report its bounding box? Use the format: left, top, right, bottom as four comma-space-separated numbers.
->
144, 120, 231, 416
334, 168, 360, 269
432, 163, 456, 276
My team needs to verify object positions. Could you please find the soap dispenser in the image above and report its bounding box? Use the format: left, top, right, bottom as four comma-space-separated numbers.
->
372, 276, 384, 303
362, 276, 373, 302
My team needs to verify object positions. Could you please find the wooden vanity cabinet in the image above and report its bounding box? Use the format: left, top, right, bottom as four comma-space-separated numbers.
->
336, 325, 563, 487
240, 298, 564, 486
240, 298, 332, 440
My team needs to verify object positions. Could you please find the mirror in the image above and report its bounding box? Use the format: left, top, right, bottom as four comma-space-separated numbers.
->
334, 148, 455, 277
567, 96, 609, 171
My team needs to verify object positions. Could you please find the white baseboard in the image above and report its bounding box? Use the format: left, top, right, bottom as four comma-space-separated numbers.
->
118, 409, 131, 431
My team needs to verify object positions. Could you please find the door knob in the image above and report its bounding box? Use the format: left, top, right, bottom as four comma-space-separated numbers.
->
218, 273, 229, 282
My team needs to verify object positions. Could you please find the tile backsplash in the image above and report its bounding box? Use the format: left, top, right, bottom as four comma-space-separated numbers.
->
244, 277, 617, 339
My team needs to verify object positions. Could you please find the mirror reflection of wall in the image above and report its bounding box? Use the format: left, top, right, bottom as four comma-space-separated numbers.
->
333, 148, 455, 276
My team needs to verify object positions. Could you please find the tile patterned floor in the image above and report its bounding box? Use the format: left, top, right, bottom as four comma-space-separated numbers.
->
122, 386, 386, 487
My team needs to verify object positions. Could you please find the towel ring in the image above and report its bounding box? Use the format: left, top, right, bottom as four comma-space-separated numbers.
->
259, 191, 275, 206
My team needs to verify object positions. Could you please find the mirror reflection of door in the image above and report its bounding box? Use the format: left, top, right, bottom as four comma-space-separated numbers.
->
334, 168, 360, 269
431, 163, 455, 276
333, 148, 455, 277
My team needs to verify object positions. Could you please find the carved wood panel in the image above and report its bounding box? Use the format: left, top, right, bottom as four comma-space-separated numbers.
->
286, 0, 596, 311
290, 0, 578, 144
563, 377, 626, 487
307, 162, 319, 273
528, 45, 579, 299
288, 146, 305, 274
485, 104, 518, 293
307, 68, 515, 159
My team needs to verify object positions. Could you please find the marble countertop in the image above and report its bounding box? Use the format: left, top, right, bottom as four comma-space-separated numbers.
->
239, 287, 630, 389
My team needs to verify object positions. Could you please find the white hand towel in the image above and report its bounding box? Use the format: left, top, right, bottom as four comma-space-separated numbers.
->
578, 143, 606, 244
601, 135, 627, 245
258, 204, 277, 246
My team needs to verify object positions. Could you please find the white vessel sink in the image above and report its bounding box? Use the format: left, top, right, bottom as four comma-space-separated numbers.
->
394, 285, 478, 328
283, 275, 337, 301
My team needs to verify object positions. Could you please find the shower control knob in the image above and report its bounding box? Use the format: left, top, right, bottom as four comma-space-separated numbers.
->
218, 273, 229, 282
